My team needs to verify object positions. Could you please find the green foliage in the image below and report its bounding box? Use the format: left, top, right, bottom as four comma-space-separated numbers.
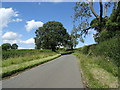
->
73, 1, 120, 43
95, 2, 120, 43
2, 43, 11, 51
94, 30, 120, 43
11, 43, 18, 49
92, 37, 120, 66
35, 21, 72, 51
80, 37, 120, 66
81, 45, 91, 54
2, 49, 52, 60
110, 1, 120, 23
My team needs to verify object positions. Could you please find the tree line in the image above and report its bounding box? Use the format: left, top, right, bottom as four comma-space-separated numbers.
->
1, 43, 18, 50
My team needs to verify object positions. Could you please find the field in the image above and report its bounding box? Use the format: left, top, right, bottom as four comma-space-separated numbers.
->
1, 49, 61, 78
73, 51, 118, 88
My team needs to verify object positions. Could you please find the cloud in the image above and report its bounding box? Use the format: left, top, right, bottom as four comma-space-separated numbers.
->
25, 20, 44, 32
18, 47, 26, 49
2, 32, 22, 40
2, 31, 34, 45
20, 38, 34, 44
2, 39, 19, 44
2, 31, 22, 44
12, 18, 23, 22
0, 8, 19, 29
18, 47, 34, 49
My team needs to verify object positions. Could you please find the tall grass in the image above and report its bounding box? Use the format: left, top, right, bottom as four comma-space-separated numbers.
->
74, 37, 119, 88
1, 52, 56, 67
1, 49, 61, 78
1, 54, 61, 78
74, 52, 118, 88
2, 49, 52, 60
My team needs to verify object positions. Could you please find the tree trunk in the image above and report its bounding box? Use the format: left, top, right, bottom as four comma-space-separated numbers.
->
99, 0, 103, 31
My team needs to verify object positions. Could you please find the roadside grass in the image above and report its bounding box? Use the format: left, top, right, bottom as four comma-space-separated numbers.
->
73, 52, 118, 88
1, 52, 56, 67
1, 54, 61, 78
2, 49, 53, 60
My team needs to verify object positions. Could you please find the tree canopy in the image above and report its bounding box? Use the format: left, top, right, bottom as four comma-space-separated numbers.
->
11, 43, 18, 49
1, 43, 18, 50
72, 0, 119, 43
35, 21, 73, 51
2, 43, 11, 51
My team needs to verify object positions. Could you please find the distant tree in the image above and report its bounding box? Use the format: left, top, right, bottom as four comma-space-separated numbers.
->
11, 43, 18, 49
35, 21, 70, 51
2, 43, 11, 50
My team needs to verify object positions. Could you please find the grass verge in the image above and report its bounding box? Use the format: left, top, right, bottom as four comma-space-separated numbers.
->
1, 52, 57, 67
1, 54, 61, 78
73, 52, 118, 88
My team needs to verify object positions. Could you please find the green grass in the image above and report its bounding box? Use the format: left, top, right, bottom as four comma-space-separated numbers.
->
1, 52, 57, 67
1, 54, 61, 78
1, 49, 61, 78
2, 49, 52, 60
73, 52, 118, 88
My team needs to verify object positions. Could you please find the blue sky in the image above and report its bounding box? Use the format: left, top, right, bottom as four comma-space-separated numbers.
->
1, 2, 113, 49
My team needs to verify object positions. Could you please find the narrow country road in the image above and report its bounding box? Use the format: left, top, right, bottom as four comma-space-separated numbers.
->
2, 55, 84, 88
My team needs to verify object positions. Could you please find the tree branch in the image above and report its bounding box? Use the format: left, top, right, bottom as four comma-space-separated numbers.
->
89, 0, 100, 19
81, 27, 92, 35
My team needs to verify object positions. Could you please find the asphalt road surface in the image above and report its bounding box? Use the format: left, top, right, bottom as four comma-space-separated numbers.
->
2, 54, 84, 88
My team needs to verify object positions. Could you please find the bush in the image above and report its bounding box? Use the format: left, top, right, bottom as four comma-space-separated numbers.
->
95, 30, 120, 43
81, 44, 96, 55
81, 45, 90, 54
92, 37, 120, 66
80, 37, 120, 66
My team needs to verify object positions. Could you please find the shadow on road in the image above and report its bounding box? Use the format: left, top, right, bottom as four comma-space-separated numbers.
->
60, 52, 74, 55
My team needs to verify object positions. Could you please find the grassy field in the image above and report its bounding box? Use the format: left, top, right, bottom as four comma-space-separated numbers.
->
73, 51, 118, 88
1, 49, 61, 78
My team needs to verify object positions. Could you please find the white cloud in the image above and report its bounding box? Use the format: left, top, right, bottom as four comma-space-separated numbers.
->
2, 31, 22, 44
21, 38, 34, 44
0, 8, 19, 29
2, 39, 19, 44
18, 47, 26, 49
2, 32, 22, 40
25, 20, 44, 32
12, 18, 23, 22
2, 31, 34, 45
2, 31, 35, 49
18, 47, 34, 49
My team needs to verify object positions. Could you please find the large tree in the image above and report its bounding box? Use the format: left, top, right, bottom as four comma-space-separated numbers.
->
35, 21, 71, 51
73, 0, 119, 42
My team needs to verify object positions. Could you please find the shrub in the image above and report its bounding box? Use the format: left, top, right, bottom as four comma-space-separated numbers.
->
92, 37, 120, 66
81, 44, 96, 55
